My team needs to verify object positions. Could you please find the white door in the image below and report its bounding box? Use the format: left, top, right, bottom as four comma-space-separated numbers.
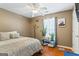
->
72, 6, 79, 54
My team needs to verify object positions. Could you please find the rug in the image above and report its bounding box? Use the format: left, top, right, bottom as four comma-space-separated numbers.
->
64, 51, 79, 56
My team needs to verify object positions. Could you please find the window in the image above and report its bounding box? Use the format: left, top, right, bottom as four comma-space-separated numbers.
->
43, 17, 56, 40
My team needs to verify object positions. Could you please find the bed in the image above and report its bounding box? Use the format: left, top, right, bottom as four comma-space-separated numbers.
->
0, 37, 41, 56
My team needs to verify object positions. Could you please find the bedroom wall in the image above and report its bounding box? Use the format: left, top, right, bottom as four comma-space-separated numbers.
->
0, 8, 31, 37
30, 10, 72, 47
0, 8, 72, 47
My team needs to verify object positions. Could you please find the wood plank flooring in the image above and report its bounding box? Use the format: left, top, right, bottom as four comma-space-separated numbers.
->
40, 46, 72, 56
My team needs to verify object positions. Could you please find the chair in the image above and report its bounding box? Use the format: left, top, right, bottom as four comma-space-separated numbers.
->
43, 39, 56, 47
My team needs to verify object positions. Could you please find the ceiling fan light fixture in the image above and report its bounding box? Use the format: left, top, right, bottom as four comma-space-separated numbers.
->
32, 9, 38, 13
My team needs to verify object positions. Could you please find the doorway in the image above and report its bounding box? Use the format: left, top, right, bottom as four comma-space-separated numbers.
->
43, 17, 57, 47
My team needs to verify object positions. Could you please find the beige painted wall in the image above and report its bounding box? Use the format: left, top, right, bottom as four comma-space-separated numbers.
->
30, 10, 72, 47
0, 8, 72, 47
0, 8, 31, 37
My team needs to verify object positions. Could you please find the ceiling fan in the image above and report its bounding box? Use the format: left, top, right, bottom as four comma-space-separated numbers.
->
26, 3, 48, 17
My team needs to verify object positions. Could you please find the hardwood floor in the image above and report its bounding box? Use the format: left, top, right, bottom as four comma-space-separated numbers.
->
40, 46, 72, 56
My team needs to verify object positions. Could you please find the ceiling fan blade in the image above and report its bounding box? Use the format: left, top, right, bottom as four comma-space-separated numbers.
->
41, 7, 47, 10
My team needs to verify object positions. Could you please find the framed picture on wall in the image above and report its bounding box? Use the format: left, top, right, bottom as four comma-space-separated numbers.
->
58, 18, 66, 27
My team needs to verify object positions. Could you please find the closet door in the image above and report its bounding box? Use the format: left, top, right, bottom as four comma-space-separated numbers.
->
72, 4, 79, 54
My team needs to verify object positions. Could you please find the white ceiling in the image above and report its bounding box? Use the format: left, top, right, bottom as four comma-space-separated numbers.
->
0, 3, 74, 18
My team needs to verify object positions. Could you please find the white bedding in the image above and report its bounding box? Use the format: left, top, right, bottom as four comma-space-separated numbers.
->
0, 37, 41, 56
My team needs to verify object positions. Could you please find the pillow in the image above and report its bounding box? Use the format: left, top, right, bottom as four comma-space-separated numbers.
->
10, 32, 20, 39
8, 31, 17, 34
0, 32, 10, 41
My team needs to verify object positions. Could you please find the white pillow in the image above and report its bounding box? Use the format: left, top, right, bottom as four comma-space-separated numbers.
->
10, 33, 20, 39
8, 31, 17, 34
8, 31, 20, 39
0, 32, 10, 41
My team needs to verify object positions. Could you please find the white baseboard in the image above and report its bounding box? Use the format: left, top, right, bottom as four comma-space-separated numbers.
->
57, 45, 73, 51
